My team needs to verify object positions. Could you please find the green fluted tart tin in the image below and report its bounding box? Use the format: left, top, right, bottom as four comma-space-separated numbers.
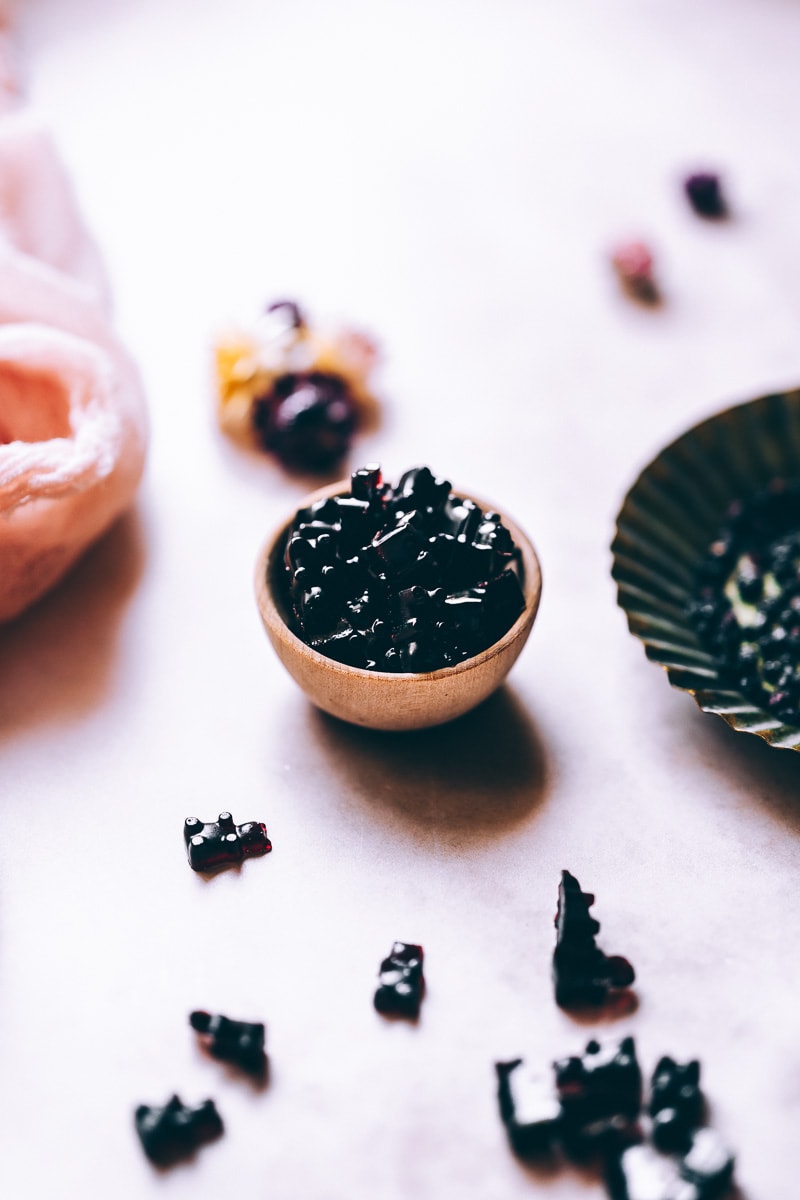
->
612, 388, 800, 751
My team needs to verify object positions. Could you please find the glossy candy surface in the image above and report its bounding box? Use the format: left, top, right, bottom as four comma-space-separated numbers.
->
373, 941, 425, 1018
554, 1036, 643, 1122
253, 371, 357, 471
496, 1040, 735, 1197
553, 870, 636, 1008
607, 1068, 733, 1199
607, 1128, 734, 1200
649, 1057, 704, 1153
134, 1095, 223, 1165
554, 1036, 642, 1155
689, 480, 800, 726
183, 812, 272, 872
495, 1059, 562, 1157
190, 1010, 266, 1077
281, 465, 525, 673
606, 1143, 699, 1200
680, 1129, 735, 1195
498, 1037, 735, 1197
215, 299, 378, 473
496, 1038, 642, 1162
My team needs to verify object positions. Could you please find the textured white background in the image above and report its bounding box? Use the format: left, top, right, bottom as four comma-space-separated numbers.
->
2, 1, 800, 1196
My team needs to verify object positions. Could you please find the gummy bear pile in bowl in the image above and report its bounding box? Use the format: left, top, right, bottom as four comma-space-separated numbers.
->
280, 464, 526, 673
254, 464, 542, 730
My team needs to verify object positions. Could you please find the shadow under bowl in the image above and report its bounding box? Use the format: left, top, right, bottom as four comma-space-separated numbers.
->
612, 387, 800, 751
255, 481, 542, 731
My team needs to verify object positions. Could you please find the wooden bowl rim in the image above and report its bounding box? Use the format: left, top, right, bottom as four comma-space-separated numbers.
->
254, 478, 542, 682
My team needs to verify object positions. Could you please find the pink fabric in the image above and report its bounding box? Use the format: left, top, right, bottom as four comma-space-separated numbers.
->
0, 31, 147, 621
0, 324, 147, 621
0, 112, 111, 307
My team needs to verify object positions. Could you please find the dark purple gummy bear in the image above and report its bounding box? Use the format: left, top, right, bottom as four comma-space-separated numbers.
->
134, 1095, 223, 1165
183, 813, 272, 872
649, 1056, 704, 1153
684, 172, 727, 219
554, 1036, 642, 1156
553, 870, 635, 1008
393, 465, 451, 512
190, 1011, 266, 1077
374, 941, 424, 1018
351, 463, 385, 504
253, 371, 357, 471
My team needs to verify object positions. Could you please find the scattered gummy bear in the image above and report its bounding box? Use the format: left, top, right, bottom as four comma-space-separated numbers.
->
253, 370, 356, 471
183, 812, 272, 872
134, 1095, 223, 1165
607, 1126, 734, 1200
610, 240, 660, 304
374, 941, 425, 1018
683, 171, 727, 219
554, 1036, 643, 1156
214, 300, 380, 473
649, 1056, 704, 1153
190, 1010, 267, 1078
496, 1038, 735, 1200
497, 1036, 641, 1162
553, 870, 635, 1009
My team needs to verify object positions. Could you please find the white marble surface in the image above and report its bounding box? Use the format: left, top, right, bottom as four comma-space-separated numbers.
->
2, 1, 800, 1196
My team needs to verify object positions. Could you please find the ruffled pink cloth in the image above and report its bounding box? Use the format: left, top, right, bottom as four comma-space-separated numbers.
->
0, 112, 110, 297
0, 325, 147, 621
0, 113, 113, 341
0, 53, 148, 621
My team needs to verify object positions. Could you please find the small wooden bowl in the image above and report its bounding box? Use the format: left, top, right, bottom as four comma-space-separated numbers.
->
254, 481, 542, 731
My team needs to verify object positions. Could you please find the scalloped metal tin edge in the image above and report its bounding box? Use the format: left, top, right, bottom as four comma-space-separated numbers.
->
612, 387, 800, 751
